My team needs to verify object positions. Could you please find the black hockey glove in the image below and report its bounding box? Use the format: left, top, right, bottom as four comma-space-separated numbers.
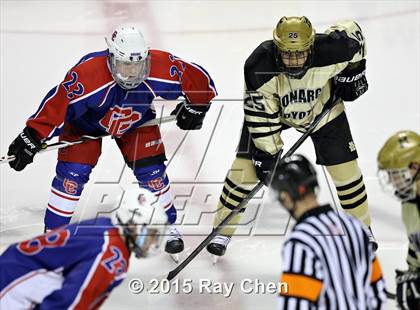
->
252, 150, 282, 186
170, 101, 210, 130
8, 127, 43, 171
395, 269, 420, 310
334, 59, 368, 102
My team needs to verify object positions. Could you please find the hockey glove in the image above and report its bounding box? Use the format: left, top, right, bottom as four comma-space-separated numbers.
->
334, 59, 368, 102
252, 150, 282, 186
8, 127, 43, 171
170, 101, 210, 130
395, 269, 420, 310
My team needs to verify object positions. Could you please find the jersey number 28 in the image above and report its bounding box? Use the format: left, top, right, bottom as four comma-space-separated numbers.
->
17, 229, 71, 256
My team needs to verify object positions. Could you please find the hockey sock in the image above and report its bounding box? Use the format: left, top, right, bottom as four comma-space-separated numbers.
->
326, 160, 371, 226
134, 164, 177, 224
45, 162, 92, 229
213, 157, 259, 236
165, 205, 177, 225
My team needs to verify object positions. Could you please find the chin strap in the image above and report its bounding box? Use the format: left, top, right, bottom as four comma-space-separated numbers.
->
289, 201, 299, 220
116, 214, 137, 257
412, 165, 420, 181
278, 194, 299, 220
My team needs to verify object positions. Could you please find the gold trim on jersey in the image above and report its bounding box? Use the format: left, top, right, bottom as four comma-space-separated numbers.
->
244, 20, 366, 155
244, 63, 348, 155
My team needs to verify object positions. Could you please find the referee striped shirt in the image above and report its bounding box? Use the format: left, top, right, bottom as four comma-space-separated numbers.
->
278, 205, 387, 309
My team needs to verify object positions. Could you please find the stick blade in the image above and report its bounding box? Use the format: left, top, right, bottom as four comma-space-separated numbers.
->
166, 269, 179, 281
169, 254, 179, 263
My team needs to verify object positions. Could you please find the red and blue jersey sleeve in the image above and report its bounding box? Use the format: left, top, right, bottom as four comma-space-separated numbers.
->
0, 218, 129, 309
146, 49, 217, 106
38, 228, 129, 309
26, 51, 114, 140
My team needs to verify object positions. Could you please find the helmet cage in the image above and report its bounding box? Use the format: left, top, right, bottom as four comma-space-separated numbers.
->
108, 52, 151, 89
117, 215, 165, 258
378, 168, 417, 201
276, 46, 314, 79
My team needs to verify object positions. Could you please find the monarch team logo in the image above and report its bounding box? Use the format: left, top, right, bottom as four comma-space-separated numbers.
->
99, 106, 142, 137
398, 135, 409, 148
348, 141, 356, 152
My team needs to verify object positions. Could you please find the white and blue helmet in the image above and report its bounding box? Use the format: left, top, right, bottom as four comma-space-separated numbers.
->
112, 186, 167, 258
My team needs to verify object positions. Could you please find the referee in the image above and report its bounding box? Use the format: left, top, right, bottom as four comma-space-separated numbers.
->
270, 154, 387, 309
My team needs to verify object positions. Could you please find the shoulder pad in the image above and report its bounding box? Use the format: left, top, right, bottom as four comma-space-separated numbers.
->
244, 40, 280, 90
148, 49, 183, 83
75, 49, 109, 67
64, 53, 113, 99
325, 20, 366, 61
312, 23, 365, 67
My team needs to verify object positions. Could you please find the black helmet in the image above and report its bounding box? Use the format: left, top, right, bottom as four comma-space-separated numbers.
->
270, 154, 318, 201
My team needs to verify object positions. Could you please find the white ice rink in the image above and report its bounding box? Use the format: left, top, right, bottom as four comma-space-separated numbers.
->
1, 1, 419, 309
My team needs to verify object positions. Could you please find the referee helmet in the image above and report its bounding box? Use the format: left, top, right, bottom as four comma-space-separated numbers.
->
270, 154, 318, 202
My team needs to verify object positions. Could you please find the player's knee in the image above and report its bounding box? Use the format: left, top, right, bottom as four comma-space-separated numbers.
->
219, 158, 259, 210
133, 163, 166, 178
134, 164, 176, 223
53, 161, 93, 195
326, 159, 361, 184
133, 163, 169, 191
229, 157, 259, 187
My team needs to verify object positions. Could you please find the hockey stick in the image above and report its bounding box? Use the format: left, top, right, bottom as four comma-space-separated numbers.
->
166, 98, 340, 281
0, 115, 176, 164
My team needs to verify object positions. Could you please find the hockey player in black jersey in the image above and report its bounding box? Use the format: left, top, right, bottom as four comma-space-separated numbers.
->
207, 16, 376, 257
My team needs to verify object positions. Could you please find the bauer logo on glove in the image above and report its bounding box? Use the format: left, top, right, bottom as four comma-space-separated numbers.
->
395, 269, 420, 310
8, 127, 42, 171
334, 59, 368, 101
19, 132, 39, 153
334, 70, 366, 83
170, 100, 210, 130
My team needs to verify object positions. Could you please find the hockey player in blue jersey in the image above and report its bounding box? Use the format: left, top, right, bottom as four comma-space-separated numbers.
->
0, 188, 167, 309
7, 25, 217, 256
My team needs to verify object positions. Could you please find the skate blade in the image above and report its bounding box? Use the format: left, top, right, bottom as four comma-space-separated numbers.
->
170, 254, 179, 263
212, 255, 219, 265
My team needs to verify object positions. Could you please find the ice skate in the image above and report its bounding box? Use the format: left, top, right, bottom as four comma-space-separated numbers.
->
165, 225, 184, 262
207, 235, 231, 264
367, 227, 378, 251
